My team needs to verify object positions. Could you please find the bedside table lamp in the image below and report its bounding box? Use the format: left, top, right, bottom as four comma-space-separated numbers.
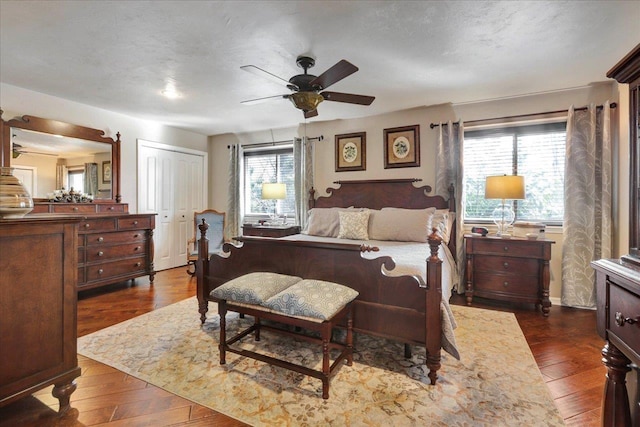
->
261, 182, 286, 224
485, 175, 525, 237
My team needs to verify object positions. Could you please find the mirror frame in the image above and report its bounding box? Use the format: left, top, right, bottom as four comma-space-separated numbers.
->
0, 112, 121, 203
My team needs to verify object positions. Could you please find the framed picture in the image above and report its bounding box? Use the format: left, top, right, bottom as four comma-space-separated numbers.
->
102, 160, 112, 183
335, 132, 366, 172
383, 125, 420, 168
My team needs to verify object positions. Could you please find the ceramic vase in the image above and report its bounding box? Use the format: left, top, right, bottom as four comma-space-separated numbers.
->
0, 167, 34, 218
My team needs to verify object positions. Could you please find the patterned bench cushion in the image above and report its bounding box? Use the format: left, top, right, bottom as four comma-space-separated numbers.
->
263, 279, 359, 320
211, 272, 302, 305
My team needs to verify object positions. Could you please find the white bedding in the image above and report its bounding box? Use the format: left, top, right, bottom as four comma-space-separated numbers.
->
281, 234, 458, 302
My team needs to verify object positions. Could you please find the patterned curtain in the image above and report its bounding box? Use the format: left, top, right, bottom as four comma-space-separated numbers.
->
294, 137, 314, 228
56, 164, 68, 190
435, 120, 465, 291
84, 163, 98, 196
226, 144, 242, 240
561, 103, 612, 308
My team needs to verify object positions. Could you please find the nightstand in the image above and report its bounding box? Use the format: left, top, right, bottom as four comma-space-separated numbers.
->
242, 224, 301, 238
464, 234, 555, 316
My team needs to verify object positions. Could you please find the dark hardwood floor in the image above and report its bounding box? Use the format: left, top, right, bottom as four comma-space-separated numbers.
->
0, 267, 604, 426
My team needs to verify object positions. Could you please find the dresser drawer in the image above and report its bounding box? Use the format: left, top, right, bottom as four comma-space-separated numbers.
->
474, 255, 538, 275
474, 272, 539, 297
98, 204, 128, 213
117, 216, 152, 230
86, 257, 147, 281
78, 218, 118, 233
471, 239, 546, 258
608, 283, 640, 355
85, 230, 147, 246
51, 204, 97, 214
86, 242, 147, 262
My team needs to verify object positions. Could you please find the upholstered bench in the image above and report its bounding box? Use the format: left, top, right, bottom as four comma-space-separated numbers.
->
210, 272, 359, 399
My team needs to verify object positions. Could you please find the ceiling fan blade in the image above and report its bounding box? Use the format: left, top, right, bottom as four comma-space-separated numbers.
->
240, 65, 298, 90
304, 109, 318, 119
321, 91, 375, 105
309, 60, 358, 90
240, 94, 289, 105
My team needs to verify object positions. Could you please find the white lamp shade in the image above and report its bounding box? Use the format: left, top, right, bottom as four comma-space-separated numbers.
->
261, 183, 286, 200
485, 175, 525, 200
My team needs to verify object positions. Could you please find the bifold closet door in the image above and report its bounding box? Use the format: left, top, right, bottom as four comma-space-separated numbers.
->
138, 141, 206, 271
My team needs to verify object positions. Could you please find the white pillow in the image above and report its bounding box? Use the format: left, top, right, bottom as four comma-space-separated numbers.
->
337, 210, 370, 240
429, 208, 453, 244
304, 207, 354, 237
369, 207, 435, 242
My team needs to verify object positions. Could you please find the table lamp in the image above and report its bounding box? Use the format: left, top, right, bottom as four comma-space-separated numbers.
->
485, 175, 525, 237
261, 182, 286, 224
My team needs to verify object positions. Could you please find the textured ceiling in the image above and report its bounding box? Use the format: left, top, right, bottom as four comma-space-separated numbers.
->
1, 1, 638, 136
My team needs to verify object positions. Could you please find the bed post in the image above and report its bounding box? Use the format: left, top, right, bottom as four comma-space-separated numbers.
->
196, 219, 210, 324
425, 229, 443, 385
308, 187, 316, 209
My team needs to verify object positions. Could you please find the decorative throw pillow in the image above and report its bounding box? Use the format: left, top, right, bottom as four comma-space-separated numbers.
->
210, 272, 302, 305
304, 207, 356, 237
368, 207, 436, 242
337, 210, 370, 240
264, 279, 359, 320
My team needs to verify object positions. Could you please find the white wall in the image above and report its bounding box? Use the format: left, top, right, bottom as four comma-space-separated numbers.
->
1, 83, 209, 212
208, 83, 627, 303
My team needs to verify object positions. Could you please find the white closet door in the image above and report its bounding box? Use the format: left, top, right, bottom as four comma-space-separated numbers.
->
137, 140, 207, 271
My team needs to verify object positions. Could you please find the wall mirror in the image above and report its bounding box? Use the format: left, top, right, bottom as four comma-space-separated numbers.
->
1, 113, 121, 203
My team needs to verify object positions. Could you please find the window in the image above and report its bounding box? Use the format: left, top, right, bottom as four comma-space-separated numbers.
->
463, 122, 566, 224
67, 168, 84, 192
243, 146, 295, 219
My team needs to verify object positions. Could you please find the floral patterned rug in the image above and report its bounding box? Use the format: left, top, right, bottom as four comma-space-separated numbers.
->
78, 297, 564, 426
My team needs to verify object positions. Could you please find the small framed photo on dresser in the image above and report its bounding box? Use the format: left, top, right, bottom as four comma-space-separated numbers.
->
335, 132, 366, 172
383, 124, 420, 168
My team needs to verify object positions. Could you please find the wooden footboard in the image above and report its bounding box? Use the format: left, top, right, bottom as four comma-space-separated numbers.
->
195, 220, 445, 384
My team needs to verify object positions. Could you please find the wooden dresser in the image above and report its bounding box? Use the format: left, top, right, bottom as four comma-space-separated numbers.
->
465, 234, 554, 315
592, 259, 640, 427
0, 217, 81, 413
75, 212, 155, 291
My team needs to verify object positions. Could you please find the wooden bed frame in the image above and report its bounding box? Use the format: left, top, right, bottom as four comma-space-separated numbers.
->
196, 179, 456, 384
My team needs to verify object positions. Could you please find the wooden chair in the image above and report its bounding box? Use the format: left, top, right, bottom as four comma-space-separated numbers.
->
186, 209, 225, 276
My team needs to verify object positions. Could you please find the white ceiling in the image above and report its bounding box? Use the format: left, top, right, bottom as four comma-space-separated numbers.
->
1, 1, 638, 136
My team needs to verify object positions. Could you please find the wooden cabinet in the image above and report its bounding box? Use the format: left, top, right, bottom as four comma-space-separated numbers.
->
592, 259, 640, 427
31, 202, 129, 214
242, 224, 301, 238
76, 213, 155, 291
465, 235, 554, 315
0, 218, 81, 413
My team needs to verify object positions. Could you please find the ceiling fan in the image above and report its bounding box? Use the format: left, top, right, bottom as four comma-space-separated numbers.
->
12, 143, 58, 159
240, 55, 375, 118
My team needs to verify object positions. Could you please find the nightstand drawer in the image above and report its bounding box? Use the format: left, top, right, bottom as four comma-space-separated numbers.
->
474, 255, 538, 275
474, 272, 539, 296
242, 225, 300, 238
608, 282, 640, 354
472, 239, 545, 258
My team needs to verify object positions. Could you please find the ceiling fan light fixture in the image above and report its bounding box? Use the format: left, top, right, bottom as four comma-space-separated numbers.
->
289, 92, 323, 112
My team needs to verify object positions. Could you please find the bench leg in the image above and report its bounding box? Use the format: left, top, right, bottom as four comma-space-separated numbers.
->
346, 309, 353, 367
321, 325, 331, 399
254, 316, 261, 341
219, 301, 227, 365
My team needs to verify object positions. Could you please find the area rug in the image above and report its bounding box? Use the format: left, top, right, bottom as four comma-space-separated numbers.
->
78, 297, 564, 426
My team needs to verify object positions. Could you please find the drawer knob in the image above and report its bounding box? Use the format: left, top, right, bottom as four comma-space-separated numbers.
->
134, 246, 141, 251
98, 251, 104, 257
503, 246, 509, 252
135, 262, 141, 267
133, 234, 139, 238
615, 312, 638, 327
98, 269, 104, 275
503, 262, 509, 268
503, 281, 509, 287
133, 220, 138, 225
73, 207, 79, 211
97, 236, 104, 242
84, 223, 90, 228
108, 206, 114, 210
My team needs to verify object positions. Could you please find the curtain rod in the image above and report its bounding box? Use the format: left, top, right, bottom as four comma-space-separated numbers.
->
429, 102, 617, 129
227, 135, 324, 149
